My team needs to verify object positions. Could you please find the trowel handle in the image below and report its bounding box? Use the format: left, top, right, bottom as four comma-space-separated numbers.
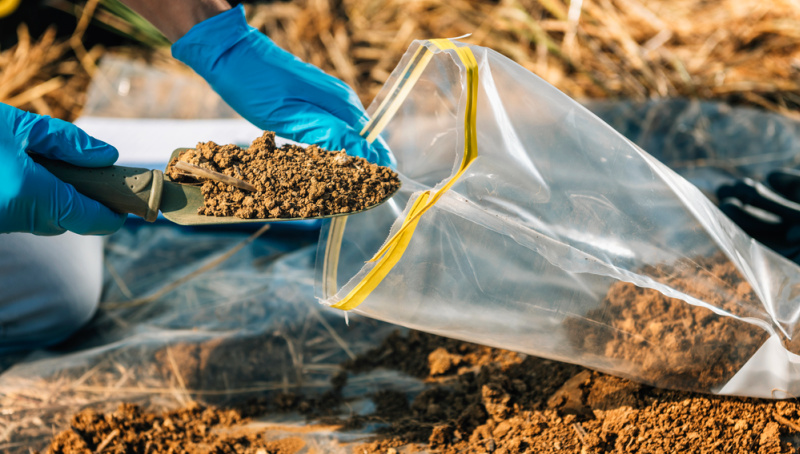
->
33, 155, 164, 222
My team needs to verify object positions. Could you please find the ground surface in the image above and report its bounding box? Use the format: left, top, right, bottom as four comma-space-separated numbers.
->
40, 329, 800, 454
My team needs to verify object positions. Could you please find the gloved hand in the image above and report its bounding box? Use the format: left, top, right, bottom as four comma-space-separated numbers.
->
171, 4, 394, 167
717, 170, 800, 261
0, 103, 126, 235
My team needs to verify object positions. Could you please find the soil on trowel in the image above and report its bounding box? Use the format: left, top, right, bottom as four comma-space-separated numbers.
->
565, 254, 770, 392
166, 131, 400, 219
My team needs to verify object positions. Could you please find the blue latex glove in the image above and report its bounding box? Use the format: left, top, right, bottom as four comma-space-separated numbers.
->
0, 103, 126, 235
172, 5, 394, 167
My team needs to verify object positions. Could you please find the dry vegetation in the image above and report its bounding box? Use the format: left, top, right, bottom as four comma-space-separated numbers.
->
255, 0, 800, 116
4, 0, 800, 121
0, 1, 99, 121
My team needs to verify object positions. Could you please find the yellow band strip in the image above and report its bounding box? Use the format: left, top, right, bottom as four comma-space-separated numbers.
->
330, 192, 430, 310
321, 215, 348, 298
366, 51, 434, 143
330, 39, 480, 311
322, 43, 436, 300
366, 40, 478, 263
360, 45, 433, 143
359, 47, 424, 138
0, 0, 21, 18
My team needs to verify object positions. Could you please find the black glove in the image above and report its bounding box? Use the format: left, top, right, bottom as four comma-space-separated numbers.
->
717, 169, 800, 262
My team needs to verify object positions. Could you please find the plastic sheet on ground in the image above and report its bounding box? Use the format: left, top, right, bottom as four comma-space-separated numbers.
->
0, 225, 411, 452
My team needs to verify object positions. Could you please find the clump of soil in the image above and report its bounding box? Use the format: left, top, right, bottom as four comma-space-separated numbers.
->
38, 330, 800, 454
44, 402, 305, 454
31, 256, 795, 454
565, 255, 769, 391
344, 330, 523, 379
347, 331, 800, 454
166, 131, 400, 219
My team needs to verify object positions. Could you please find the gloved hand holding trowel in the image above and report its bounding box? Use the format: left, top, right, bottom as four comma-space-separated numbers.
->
0, 0, 390, 352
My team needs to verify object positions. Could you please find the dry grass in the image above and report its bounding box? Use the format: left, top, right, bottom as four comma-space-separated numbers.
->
248, 0, 800, 118
0, 24, 96, 121
4, 0, 800, 120
0, 0, 105, 121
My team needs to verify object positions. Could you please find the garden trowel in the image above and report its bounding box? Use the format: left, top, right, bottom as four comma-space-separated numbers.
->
35, 149, 390, 226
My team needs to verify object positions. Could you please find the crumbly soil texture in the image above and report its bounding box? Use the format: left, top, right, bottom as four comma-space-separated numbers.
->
167, 131, 400, 219
41, 330, 800, 454
44, 401, 308, 454
348, 331, 800, 454
38, 256, 800, 453
565, 254, 770, 391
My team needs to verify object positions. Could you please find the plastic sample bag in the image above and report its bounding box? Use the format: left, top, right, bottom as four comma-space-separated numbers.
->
317, 39, 800, 398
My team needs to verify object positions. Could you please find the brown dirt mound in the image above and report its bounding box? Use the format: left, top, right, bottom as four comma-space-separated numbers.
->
29, 257, 797, 454
167, 131, 400, 219
37, 330, 800, 454
565, 255, 769, 392
348, 331, 800, 454
344, 330, 523, 379
43, 402, 305, 454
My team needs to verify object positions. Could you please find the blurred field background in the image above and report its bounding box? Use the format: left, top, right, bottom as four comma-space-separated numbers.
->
2, 0, 800, 121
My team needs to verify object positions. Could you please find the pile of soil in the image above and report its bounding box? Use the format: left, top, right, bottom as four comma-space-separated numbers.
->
348, 331, 799, 454
44, 402, 305, 454
565, 255, 770, 391
38, 330, 800, 454
35, 256, 800, 454
166, 131, 400, 219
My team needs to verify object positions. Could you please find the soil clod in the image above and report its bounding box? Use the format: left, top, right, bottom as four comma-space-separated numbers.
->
565, 255, 769, 391
44, 402, 305, 454
167, 131, 400, 219
37, 329, 800, 453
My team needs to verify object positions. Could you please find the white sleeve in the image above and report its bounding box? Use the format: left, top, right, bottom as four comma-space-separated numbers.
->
0, 232, 103, 353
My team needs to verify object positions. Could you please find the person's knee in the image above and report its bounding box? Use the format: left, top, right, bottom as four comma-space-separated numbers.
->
0, 232, 103, 352
36, 267, 101, 345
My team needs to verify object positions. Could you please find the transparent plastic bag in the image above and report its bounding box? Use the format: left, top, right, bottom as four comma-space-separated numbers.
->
585, 98, 800, 197
317, 39, 800, 398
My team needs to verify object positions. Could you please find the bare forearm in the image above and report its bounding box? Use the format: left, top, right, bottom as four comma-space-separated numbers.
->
119, 0, 230, 42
